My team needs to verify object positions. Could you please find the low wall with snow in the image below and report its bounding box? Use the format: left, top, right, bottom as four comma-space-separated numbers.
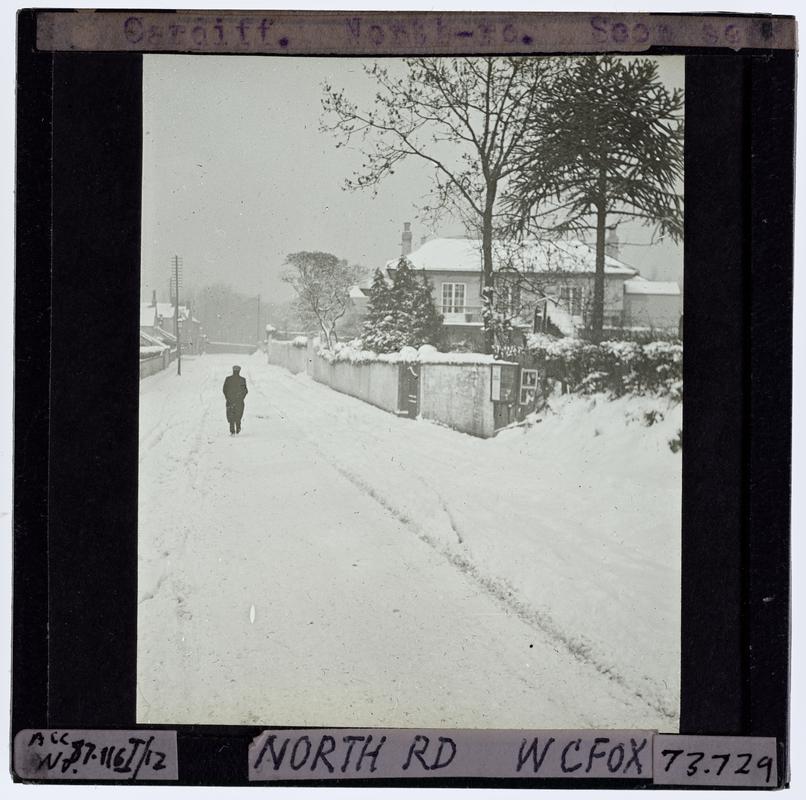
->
206, 341, 258, 355
267, 339, 514, 437
309, 350, 400, 414
140, 352, 169, 379
267, 339, 309, 375
420, 363, 495, 438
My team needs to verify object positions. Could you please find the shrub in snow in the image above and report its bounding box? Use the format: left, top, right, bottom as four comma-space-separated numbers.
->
291, 336, 308, 348
417, 344, 438, 357
526, 333, 682, 397
360, 258, 443, 353
579, 371, 609, 394
398, 346, 418, 360
642, 409, 664, 427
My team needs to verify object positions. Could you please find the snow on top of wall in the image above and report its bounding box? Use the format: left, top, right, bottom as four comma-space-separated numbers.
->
386, 237, 638, 277
318, 341, 513, 366
624, 279, 680, 296
140, 330, 168, 350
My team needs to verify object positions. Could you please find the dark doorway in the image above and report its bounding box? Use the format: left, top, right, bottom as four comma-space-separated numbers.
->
398, 363, 420, 419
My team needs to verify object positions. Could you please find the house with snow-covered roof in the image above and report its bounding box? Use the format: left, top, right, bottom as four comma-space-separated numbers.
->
382, 225, 651, 347
147, 301, 204, 354
622, 278, 682, 331
140, 303, 158, 333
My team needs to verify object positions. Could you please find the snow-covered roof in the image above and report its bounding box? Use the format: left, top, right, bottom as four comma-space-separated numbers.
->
140, 330, 168, 349
140, 304, 157, 327
349, 286, 368, 299
156, 302, 190, 320
624, 279, 680, 296
155, 327, 177, 344
386, 237, 638, 277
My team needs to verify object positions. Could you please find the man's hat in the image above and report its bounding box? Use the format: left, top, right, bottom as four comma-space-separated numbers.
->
233, 365, 241, 372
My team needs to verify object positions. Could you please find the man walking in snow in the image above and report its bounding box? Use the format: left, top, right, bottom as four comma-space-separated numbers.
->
223, 365, 248, 435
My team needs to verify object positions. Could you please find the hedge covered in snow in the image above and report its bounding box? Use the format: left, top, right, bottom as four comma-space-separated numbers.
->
317, 340, 502, 366
526, 333, 682, 397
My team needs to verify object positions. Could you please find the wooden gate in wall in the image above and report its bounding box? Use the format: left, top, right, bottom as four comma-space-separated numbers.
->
398, 363, 420, 419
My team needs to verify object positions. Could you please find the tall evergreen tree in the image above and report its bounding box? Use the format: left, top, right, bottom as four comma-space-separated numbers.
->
362, 258, 443, 353
361, 268, 397, 352
503, 56, 684, 341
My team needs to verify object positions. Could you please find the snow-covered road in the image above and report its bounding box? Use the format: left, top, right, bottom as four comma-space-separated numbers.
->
138, 353, 680, 730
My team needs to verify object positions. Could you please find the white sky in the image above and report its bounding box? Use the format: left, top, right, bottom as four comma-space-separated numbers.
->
141, 54, 684, 304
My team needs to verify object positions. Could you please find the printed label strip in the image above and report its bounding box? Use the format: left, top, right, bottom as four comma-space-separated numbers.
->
36, 12, 796, 55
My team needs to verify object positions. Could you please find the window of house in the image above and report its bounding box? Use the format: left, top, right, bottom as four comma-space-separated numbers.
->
559, 285, 582, 316
497, 284, 521, 315
441, 282, 466, 313
520, 368, 538, 405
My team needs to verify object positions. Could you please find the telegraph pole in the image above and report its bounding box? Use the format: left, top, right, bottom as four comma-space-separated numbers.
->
256, 294, 261, 344
171, 254, 183, 376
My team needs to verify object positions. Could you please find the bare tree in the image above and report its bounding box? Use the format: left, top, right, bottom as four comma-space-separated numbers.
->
503, 56, 684, 341
281, 251, 360, 349
322, 57, 560, 353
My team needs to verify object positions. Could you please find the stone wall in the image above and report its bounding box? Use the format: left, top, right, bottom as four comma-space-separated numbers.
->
266, 339, 310, 375
308, 350, 400, 415
268, 338, 513, 438
139, 351, 169, 379
419, 363, 496, 437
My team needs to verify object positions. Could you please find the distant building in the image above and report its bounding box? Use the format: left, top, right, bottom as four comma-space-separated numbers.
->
622, 278, 682, 331
140, 303, 159, 335
337, 272, 376, 340
143, 300, 204, 354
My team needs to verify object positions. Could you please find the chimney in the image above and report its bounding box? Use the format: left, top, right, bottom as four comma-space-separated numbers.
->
606, 227, 620, 260
401, 221, 412, 257
151, 289, 157, 307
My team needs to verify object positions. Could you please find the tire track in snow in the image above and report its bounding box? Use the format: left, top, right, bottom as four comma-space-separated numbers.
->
256, 367, 678, 708
182, 368, 217, 488
139, 363, 220, 604
325, 458, 676, 723
249, 371, 675, 722
139, 369, 185, 462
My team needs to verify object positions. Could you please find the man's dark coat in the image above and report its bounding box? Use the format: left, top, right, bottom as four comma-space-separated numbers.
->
223, 373, 248, 427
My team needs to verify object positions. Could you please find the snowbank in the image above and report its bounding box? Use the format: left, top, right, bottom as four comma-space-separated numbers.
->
263, 364, 683, 724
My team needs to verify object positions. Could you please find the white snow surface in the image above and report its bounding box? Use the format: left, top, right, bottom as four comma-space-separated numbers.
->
624, 279, 681, 296
386, 236, 638, 276
320, 340, 514, 365
138, 354, 680, 730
